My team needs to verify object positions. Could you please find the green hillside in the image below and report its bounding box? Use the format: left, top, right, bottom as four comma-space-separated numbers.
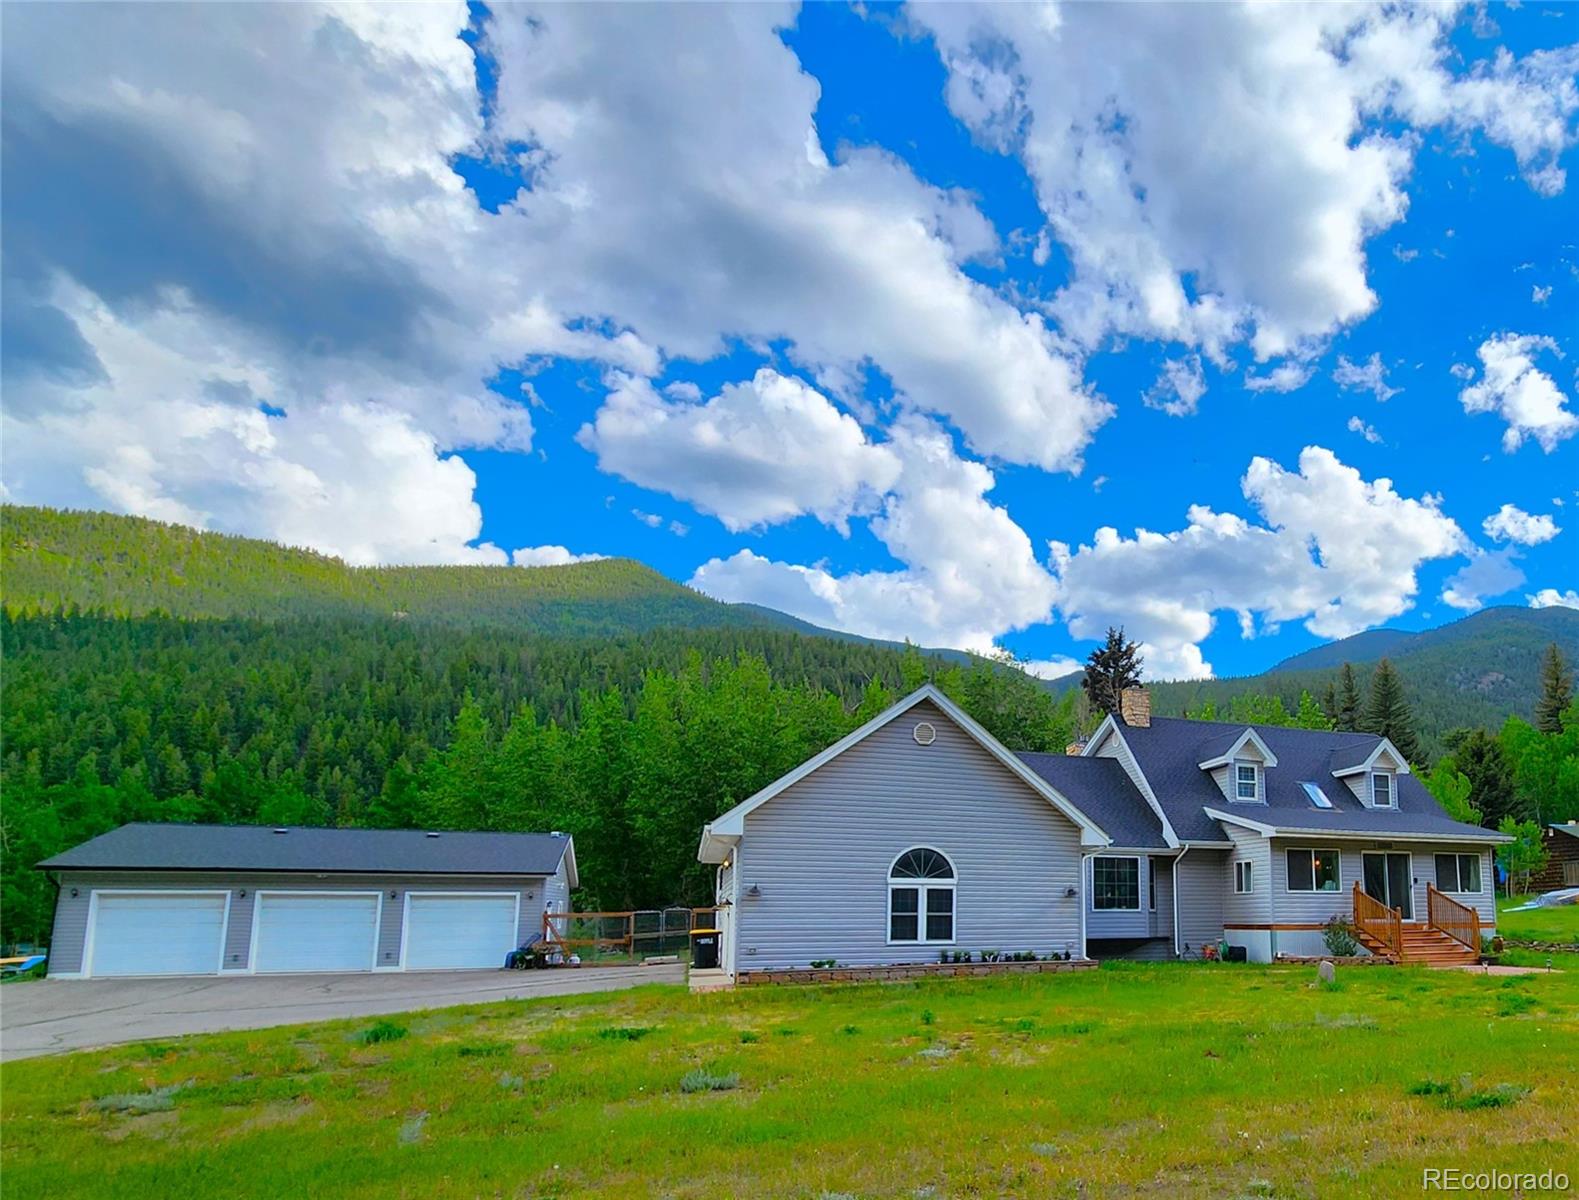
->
1147, 606, 1579, 760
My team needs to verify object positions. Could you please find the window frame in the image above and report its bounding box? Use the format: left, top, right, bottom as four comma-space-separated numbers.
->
1284, 847, 1342, 894
1234, 860, 1254, 894
1234, 761, 1261, 802
886, 847, 956, 946
1370, 771, 1395, 808
1434, 852, 1483, 895
1091, 855, 1142, 911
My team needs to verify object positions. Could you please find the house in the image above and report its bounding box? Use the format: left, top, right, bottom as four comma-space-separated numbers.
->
38, 824, 575, 978
1531, 821, 1579, 892
696, 685, 1508, 979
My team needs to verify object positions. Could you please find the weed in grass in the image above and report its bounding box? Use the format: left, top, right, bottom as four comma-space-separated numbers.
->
398, 1112, 428, 1145
133, 1043, 177, 1061
355, 1021, 408, 1046
1407, 1079, 1453, 1096
93, 1084, 186, 1114
595, 1026, 654, 1042
774, 1027, 797, 1037
1028, 1142, 1058, 1158
678, 1068, 739, 1094
1012, 1018, 1036, 1033
1453, 1084, 1529, 1110
1053, 1021, 1094, 1036
456, 1042, 509, 1058
840, 1024, 860, 1035
739, 1031, 760, 1044
918, 1044, 952, 1060
1496, 993, 1537, 1016
1244, 1180, 1275, 1197
920, 1008, 935, 1025
497, 1073, 525, 1092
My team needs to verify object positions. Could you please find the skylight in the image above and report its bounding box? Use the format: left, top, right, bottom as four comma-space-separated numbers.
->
1301, 782, 1334, 809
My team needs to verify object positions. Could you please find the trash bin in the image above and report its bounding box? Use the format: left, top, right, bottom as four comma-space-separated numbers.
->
689, 928, 720, 970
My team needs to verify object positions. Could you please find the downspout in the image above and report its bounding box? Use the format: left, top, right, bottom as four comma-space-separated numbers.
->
1172, 846, 1190, 959
1079, 850, 1096, 960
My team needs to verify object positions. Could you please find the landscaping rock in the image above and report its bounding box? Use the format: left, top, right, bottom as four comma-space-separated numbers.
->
1317, 960, 1336, 986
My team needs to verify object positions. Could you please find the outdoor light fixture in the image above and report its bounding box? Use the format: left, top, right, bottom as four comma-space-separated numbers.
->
746, 884, 762, 898
1064, 886, 1077, 898
70, 887, 78, 898
389, 890, 398, 899
238, 889, 247, 897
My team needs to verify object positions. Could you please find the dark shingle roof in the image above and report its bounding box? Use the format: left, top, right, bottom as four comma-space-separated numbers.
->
1118, 717, 1500, 842
37, 823, 572, 876
1016, 753, 1169, 849
1327, 741, 1381, 773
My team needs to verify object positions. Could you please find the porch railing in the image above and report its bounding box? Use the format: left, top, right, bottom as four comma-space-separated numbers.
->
1425, 884, 1481, 951
1352, 882, 1402, 960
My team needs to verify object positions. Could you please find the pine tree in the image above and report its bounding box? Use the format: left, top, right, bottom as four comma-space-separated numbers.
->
1083, 627, 1144, 720
1534, 642, 1573, 734
1334, 663, 1362, 733
1361, 659, 1418, 762
1447, 728, 1517, 826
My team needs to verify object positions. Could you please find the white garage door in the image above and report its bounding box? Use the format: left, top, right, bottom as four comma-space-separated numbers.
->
89, 892, 228, 977
404, 894, 519, 970
254, 893, 379, 973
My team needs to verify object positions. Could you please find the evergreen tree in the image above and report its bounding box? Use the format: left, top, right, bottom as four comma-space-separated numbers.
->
1535, 643, 1573, 734
1361, 659, 1418, 762
1445, 728, 1518, 826
1334, 663, 1362, 733
1083, 627, 1144, 720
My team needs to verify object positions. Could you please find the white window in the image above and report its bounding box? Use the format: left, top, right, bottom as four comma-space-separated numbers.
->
1092, 857, 1140, 910
1434, 853, 1482, 894
888, 848, 955, 944
1235, 763, 1260, 801
1300, 781, 1334, 809
1371, 772, 1394, 808
1234, 861, 1254, 894
1286, 848, 1341, 892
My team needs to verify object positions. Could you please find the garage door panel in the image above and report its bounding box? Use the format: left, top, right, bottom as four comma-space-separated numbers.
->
254, 893, 378, 973
89, 893, 227, 977
405, 894, 517, 970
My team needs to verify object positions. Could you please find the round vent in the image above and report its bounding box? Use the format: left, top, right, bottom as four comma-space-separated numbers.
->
913, 721, 937, 746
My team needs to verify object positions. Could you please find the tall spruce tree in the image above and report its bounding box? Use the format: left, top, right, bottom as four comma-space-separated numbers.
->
1444, 727, 1518, 826
1361, 658, 1419, 762
1082, 627, 1144, 720
1534, 643, 1573, 734
1334, 663, 1362, 732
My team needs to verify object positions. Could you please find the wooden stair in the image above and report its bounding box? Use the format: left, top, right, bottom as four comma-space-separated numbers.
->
1356, 923, 1478, 966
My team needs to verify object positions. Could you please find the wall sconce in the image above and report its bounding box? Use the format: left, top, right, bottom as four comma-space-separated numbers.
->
1063, 886, 1077, 898
70, 887, 79, 898
526, 890, 534, 900
389, 890, 398, 900
746, 884, 762, 898
238, 889, 247, 898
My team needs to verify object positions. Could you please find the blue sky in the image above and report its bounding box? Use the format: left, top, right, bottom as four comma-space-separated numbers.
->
2, 2, 1576, 680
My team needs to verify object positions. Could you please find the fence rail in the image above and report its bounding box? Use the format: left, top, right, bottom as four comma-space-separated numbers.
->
1352, 882, 1402, 960
1425, 883, 1480, 950
541, 907, 721, 963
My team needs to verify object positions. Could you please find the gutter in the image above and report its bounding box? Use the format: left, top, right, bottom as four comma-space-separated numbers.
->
1172, 846, 1190, 959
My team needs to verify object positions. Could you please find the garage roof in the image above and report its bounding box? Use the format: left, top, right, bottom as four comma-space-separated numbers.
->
38, 823, 575, 881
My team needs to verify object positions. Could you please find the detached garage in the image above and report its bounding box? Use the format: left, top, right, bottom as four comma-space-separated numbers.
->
39, 823, 576, 979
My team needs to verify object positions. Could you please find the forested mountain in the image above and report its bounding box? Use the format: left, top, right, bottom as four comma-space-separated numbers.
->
1147, 606, 1579, 761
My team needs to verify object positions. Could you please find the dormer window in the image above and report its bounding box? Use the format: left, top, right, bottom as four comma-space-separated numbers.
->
1235, 763, 1260, 802
1371, 772, 1394, 808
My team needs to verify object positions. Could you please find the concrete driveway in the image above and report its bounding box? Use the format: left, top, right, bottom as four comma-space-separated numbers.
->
0, 962, 686, 1061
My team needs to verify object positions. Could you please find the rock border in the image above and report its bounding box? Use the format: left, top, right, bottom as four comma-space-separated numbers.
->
736, 959, 1097, 987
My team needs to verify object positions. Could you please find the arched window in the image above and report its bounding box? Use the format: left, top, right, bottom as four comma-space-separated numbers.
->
889, 847, 955, 944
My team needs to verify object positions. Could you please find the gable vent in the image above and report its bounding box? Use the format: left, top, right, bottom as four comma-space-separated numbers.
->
913, 721, 937, 746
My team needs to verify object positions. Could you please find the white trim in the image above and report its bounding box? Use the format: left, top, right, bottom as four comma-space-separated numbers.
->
82, 888, 232, 979
1233, 761, 1264, 804
1172, 845, 1190, 958
886, 846, 957, 946
1433, 851, 1485, 895
1369, 771, 1395, 809
697, 685, 1110, 862
1089, 854, 1142, 912
248, 889, 383, 975
1198, 728, 1279, 770
1078, 849, 1096, 960
1202, 807, 1512, 845
1330, 740, 1412, 777
1282, 847, 1343, 895
1234, 860, 1254, 894
398, 890, 523, 971
558, 839, 580, 891
1081, 714, 1181, 849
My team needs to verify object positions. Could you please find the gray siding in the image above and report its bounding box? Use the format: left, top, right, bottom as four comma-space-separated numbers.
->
544, 859, 571, 916
1222, 826, 1272, 926
1268, 840, 1496, 929
48, 871, 550, 975
735, 699, 1085, 970
1173, 849, 1227, 957
1087, 853, 1152, 938
1148, 857, 1175, 940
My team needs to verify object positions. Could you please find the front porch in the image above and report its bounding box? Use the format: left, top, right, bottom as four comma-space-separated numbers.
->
1352, 882, 1481, 965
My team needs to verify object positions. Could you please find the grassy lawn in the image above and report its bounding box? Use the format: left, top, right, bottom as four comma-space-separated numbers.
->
1498, 895, 1579, 945
3, 962, 1576, 1199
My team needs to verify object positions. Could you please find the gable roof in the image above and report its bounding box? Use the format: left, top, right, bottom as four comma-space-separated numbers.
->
697, 685, 1111, 862
1327, 739, 1411, 777
1115, 717, 1487, 844
1196, 727, 1279, 769
38, 823, 577, 882
1016, 753, 1169, 849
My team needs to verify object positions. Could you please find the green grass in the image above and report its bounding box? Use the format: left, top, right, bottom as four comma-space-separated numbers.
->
1498, 895, 1579, 945
3, 963, 1576, 1199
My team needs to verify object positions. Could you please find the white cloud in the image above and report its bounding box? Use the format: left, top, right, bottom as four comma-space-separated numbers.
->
1440, 548, 1526, 611
1529, 588, 1579, 610
512, 546, 608, 567
1143, 356, 1207, 417
915, 3, 1578, 369
1021, 657, 1084, 681
1333, 352, 1401, 401
1244, 362, 1315, 394
577, 369, 900, 532
631, 510, 663, 529
1047, 447, 1467, 679
1532, 284, 1553, 304
1482, 503, 1561, 545
1458, 333, 1578, 452
1347, 416, 1384, 444
690, 416, 1057, 652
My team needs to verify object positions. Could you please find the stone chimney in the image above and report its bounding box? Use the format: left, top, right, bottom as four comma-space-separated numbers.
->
1065, 738, 1088, 757
1119, 687, 1151, 728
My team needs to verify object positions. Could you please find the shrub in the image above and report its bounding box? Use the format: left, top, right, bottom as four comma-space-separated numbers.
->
679, 1068, 739, 1094
739, 1031, 760, 1044
356, 1020, 408, 1046
1453, 1084, 1529, 1111
1407, 1079, 1452, 1096
921, 1008, 935, 1026
596, 1026, 654, 1041
1321, 916, 1359, 957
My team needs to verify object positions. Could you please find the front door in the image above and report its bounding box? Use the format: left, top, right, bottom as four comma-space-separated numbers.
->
1362, 853, 1413, 920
